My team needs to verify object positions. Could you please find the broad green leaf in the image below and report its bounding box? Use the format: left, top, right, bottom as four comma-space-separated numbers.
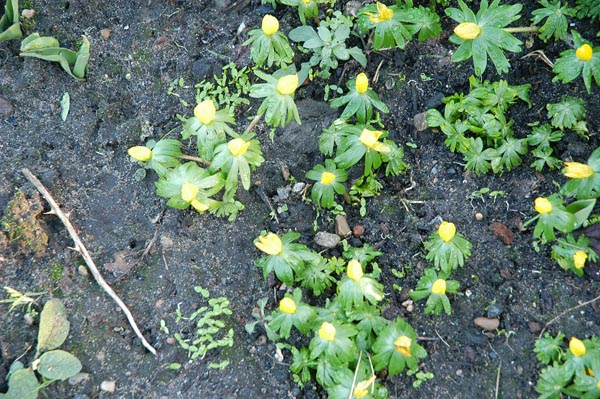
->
36, 350, 82, 381
1, 367, 38, 399
36, 298, 70, 358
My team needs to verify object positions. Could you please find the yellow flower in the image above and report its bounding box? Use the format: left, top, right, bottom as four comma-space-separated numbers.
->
359, 129, 390, 153
301, 0, 310, 3
347, 259, 363, 282
255, 233, 283, 256
191, 199, 209, 212
438, 221, 456, 243
228, 138, 250, 157
181, 182, 199, 203
353, 375, 376, 398
262, 14, 279, 36
394, 335, 412, 357
320, 171, 336, 185
573, 250, 588, 269
431, 279, 446, 295
534, 197, 553, 214
355, 72, 369, 94
597, 380, 600, 390
318, 322, 336, 341
454, 22, 482, 40
128, 146, 152, 162
564, 162, 594, 179
277, 74, 298, 95
194, 99, 216, 125
365, 2, 394, 24
279, 297, 297, 314
569, 337, 586, 357
576, 43, 593, 61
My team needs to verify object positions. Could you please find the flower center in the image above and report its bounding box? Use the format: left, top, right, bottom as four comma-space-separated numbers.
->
394, 336, 412, 357
431, 279, 446, 295
228, 138, 250, 157
181, 182, 199, 203
576, 43, 593, 61
320, 171, 336, 185
318, 322, 336, 341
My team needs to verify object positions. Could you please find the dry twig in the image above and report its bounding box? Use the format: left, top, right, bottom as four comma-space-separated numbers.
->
538, 293, 600, 339
22, 168, 157, 356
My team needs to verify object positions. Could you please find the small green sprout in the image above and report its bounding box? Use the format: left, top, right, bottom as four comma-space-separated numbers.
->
546, 96, 588, 134
531, 0, 574, 42
128, 138, 182, 177
329, 72, 389, 124
0, 0, 22, 41
268, 288, 316, 339
20, 33, 90, 80
424, 221, 472, 274
250, 69, 301, 128
553, 31, 600, 94
371, 317, 427, 376
1, 286, 45, 315
243, 14, 294, 68
409, 268, 460, 315
562, 147, 600, 199
305, 159, 348, 209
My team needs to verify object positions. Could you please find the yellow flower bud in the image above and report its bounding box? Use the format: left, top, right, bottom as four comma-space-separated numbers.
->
355, 72, 369, 94
438, 221, 456, 243
181, 182, 199, 203
276, 74, 298, 95
318, 322, 336, 341
347, 259, 363, 282
394, 335, 412, 357
191, 199, 209, 212
569, 337, 586, 357
431, 279, 446, 295
353, 375, 376, 398
128, 146, 152, 162
194, 99, 216, 125
228, 138, 250, 157
534, 197, 553, 214
576, 43, 593, 61
597, 380, 600, 390
359, 129, 390, 153
454, 22, 482, 40
564, 162, 594, 179
255, 233, 283, 256
279, 297, 297, 314
262, 15, 279, 36
320, 171, 336, 185
573, 250, 588, 269
301, 0, 310, 3
365, 2, 394, 24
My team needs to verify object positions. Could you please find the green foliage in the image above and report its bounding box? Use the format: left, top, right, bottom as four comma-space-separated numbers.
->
20, 33, 90, 79
329, 74, 389, 124
551, 234, 598, 276
546, 96, 588, 133
535, 332, 566, 365
552, 30, 600, 94
531, 0, 574, 42
243, 18, 293, 67
193, 63, 252, 114
562, 147, 600, 200
573, 0, 600, 21
446, 0, 523, 75
280, 0, 323, 25
0, 286, 44, 316
423, 224, 472, 275
305, 159, 348, 209
371, 318, 427, 375
0, 0, 22, 41
409, 268, 460, 315
129, 138, 182, 178
250, 68, 301, 128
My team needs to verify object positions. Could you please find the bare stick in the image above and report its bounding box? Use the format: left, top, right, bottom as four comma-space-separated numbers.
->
22, 168, 157, 356
539, 293, 600, 339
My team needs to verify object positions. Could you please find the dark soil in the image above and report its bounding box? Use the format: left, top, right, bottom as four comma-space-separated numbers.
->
1, 0, 599, 398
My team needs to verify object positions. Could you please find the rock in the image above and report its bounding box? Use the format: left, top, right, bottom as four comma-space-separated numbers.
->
475, 212, 484, 221
473, 316, 500, 331
353, 225, 365, 238
490, 221, 514, 245
314, 232, 340, 248
0, 96, 14, 116
69, 372, 90, 385
100, 380, 116, 393
335, 215, 351, 237
292, 182, 305, 193
528, 321, 542, 334
100, 28, 111, 40
78, 265, 89, 277
487, 303, 503, 318
21, 9, 35, 18
413, 112, 428, 131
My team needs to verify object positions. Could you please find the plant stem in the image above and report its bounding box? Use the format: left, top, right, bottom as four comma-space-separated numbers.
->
178, 154, 211, 166
244, 111, 265, 134
503, 26, 539, 34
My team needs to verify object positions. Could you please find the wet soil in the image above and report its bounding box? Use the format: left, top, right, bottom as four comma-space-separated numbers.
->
1, 0, 599, 398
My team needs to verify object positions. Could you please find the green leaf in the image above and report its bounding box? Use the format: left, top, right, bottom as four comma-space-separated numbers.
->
546, 96, 586, 131
534, 332, 565, 365
36, 299, 70, 358
36, 350, 82, 381
1, 366, 38, 399
60, 92, 70, 121
531, 0, 573, 42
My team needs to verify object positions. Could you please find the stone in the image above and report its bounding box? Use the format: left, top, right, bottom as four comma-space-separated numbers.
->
100, 380, 116, 393
314, 232, 340, 248
0, 96, 14, 116
487, 303, 503, 318
335, 215, 351, 237
352, 225, 365, 237
473, 316, 500, 331
100, 28, 111, 40
69, 373, 90, 385
413, 112, 428, 131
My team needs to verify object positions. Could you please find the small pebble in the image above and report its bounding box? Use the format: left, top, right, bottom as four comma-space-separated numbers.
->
335, 215, 351, 237
473, 316, 500, 331
413, 112, 428, 131
68, 372, 90, 385
490, 221, 514, 245
352, 225, 365, 237
475, 212, 483, 221
0, 96, 14, 116
487, 303, 503, 318
100, 28, 111, 40
78, 265, 89, 277
23, 313, 34, 326
528, 321, 542, 334
21, 9, 35, 18
166, 337, 176, 345
100, 380, 116, 393
314, 232, 340, 248
292, 182, 305, 193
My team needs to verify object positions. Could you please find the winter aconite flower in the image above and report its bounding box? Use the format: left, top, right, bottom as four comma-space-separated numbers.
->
431, 279, 446, 295
355, 72, 369, 94
360, 129, 390, 153
365, 2, 394, 24
570, 337, 586, 357
353, 376, 376, 398
576, 43, 593, 62
394, 336, 412, 357
454, 22, 481, 40
573, 251, 588, 270
276, 74, 298, 95
318, 322, 336, 342
279, 297, 297, 314
227, 138, 250, 157
255, 232, 283, 256
320, 171, 335, 185
128, 146, 152, 162
194, 99, 216, 125
438, 221, 456, 243
535, 197, 553, 214
181, 182, 199, 203
261, 15, 279, 36
564, 162, 594, 179
347, 259, 364, 282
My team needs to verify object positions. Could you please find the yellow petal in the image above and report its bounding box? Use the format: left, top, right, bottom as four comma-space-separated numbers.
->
431, 279, 446, 295
194, 99, 216, 125
367, 2, 393, 23
534, 197, 553, 214
569, 337, 586, 357
347, 259, 363, 282
262, 14, 279, 36
255, 233, 283, 255
353, 375, 376, 398
355, 72, 369, 94
181, 182, 199, 203
573, 250, 587, 269
576, 43, 593, 61
318, 322, 336, 341
191, 199, 209, 212
564, 162, 594, 179
359, 129, 388, 152
279, 297, 297, 314
438, 221, 456, 243
277, 74, 298, 95
128, 146, 152, 162
454, 22, 481, 40
394, 335, 412, 357
320, 171, 336, 185
228, 138, 250, 157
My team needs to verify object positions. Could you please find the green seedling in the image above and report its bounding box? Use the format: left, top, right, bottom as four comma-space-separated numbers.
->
329, 72, 389, 124
1, 286, 44, 316
250, 68, 301, 128
0, 0, 21, 41
424, 221, 472, 275
527, 123, 564, 172
531, 0, 574, 42
20, 33, 90, 80
466, 187, 506, 202
243, 14, 293, 68
573, 0, 600, 22
553, 31, 600, 94
409, 268, 460, 316
337, 259, 384, 311
546, 96, 588, 135
305, 159, 348, 209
